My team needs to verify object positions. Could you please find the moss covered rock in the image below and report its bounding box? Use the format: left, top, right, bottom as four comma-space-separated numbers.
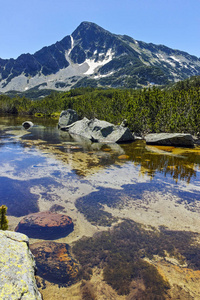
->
0, 230, 42, 300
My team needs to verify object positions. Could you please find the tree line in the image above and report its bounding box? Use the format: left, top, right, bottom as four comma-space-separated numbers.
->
0, 76, 200, 134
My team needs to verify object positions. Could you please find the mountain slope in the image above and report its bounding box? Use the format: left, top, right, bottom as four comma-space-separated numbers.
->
0, 21, 200, 93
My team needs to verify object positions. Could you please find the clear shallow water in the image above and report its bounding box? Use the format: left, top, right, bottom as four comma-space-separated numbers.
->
0, 115, 200, 231
1, 115, 200, 300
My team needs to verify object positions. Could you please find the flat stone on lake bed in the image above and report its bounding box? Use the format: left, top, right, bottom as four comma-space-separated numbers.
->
15, 211, 74, 239
30, 242, 79, 284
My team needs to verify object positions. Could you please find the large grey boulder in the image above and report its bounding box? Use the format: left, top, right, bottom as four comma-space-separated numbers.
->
0, 230, 42, 300
58, 109, 79, 128
145, 133, 194, 147
61, 117, 134, 143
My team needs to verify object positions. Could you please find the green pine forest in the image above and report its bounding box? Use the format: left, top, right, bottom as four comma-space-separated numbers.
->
0, 75, 200, 134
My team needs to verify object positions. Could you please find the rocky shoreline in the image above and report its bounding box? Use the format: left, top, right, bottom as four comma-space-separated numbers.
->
58, 109, 197, 147
0, 230, 42, 300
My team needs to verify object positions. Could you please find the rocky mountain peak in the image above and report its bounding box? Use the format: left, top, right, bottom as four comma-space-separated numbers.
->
0, 21, 200, 94
72, 21, 106, 37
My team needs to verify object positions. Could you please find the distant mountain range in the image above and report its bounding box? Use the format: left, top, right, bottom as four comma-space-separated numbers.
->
1, 21, 200, 93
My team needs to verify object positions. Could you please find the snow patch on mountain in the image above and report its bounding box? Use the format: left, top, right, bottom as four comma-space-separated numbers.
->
154, 53, 195, 69
83, 49, 114, 75
68, 35, 74, 55
170, 56, 181, 62
94, 71, 114, 79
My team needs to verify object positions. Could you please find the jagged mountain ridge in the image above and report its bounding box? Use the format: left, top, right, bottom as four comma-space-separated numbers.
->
1, 21, 200, 93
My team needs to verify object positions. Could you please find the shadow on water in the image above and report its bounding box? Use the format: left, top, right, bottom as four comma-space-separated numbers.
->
0, 176, 62, 217
75, 181, 200, 226
0, 176, 39, 217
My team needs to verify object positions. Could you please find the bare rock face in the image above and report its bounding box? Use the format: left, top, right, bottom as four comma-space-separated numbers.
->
60, 117, 135, 143
145, 133, 194, 147
30, 241, 79, 285
0, 230, 42, 300
15, 211, 73, 239
58, 109, 79, 128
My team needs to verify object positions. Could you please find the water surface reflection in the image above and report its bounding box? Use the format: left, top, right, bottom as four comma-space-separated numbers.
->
1, 115, 200, 298
0, 115, 199, 227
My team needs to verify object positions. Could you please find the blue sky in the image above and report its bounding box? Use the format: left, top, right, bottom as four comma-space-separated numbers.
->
1, 0, 200, 59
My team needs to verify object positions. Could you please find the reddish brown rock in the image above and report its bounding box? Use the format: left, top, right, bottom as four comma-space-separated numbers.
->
15, 211, 73, 239
30, 242, 79, 284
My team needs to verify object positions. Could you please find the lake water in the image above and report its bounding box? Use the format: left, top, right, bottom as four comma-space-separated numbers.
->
1, 115, 200, 298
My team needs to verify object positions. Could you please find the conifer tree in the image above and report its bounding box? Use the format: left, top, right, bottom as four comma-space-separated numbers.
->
0, 205, 8, 230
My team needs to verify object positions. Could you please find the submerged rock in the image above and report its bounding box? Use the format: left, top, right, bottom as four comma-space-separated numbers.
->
30, 241, 79, 284
58, 109, 79, 128
145, 133, 194, 147
61, 117, 135, 143
0, 230, 42, 300
22, 121, 34, 129
15, 211, 74, 239
49, 204, 65, 212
